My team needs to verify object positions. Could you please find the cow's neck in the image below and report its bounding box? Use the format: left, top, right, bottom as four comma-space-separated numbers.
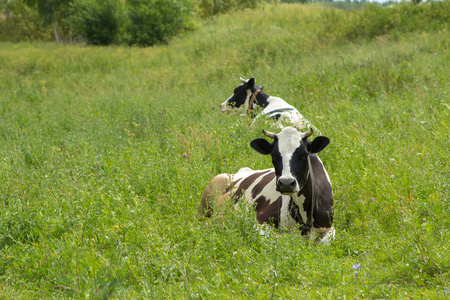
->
249, 88, 269, 109
289, 158, 317, 235
290, 182, 313, 234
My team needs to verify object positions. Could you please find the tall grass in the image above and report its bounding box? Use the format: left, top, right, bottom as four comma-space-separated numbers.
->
0, 2, 449, 298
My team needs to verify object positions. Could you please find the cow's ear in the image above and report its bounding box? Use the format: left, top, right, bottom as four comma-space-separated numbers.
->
308, 136, 330, 154
247, 78, 255, 90
250, 138, 273, 155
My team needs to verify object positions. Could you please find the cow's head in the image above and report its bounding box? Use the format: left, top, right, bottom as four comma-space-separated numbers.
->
250, 127, 330, 195
219, 77, 263, 114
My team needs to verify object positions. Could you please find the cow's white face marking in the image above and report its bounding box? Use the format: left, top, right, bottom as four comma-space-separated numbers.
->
219, 94, 234, 112
276, 128, 306, 194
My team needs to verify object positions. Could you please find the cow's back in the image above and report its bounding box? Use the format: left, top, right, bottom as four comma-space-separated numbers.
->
198, 168, 276, 219
200, 168, 300, 227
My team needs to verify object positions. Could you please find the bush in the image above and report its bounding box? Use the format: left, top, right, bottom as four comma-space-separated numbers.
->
71, 0, 125, 45
197, 0, 263, 17
280, 0, 308, 3
126, 0, 193, 47
0, 0, 51, 42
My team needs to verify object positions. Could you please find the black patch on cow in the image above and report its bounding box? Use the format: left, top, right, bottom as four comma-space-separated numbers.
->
288, 197, 311, 235
225, 78, 255, 109
228, 84, 249, 109
268, 108, 295, 115
288, 199, 304, 225
267, 108, 295, 121
270, 143, 283, 177
225, 78, 269, 110
255, 195, 282, 227
288, 144, 309, 189
270, 113, 281, 121
251, 90, 269, 109
250, 137, 275, 155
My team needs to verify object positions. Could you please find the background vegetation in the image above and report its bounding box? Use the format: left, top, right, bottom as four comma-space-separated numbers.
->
0, 1, 449, 299
1, 0, 429, 45
0, 0, 263, 45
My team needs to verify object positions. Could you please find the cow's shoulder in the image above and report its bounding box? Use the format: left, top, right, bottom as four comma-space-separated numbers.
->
264, 96, 294, 111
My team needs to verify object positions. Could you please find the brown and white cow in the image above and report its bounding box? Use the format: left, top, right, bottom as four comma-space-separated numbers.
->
198, 127, 334, 243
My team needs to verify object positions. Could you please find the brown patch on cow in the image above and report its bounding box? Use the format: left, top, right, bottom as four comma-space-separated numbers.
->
251, 171, 275, 199
232, 170, 271, 200
255, 195, 282, 227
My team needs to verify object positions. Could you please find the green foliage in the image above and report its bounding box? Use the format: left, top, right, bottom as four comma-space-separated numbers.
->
23, 0, 71, 25
0, 2, 449, 298
281, 0, 308, 3
317, 1, 450, 44
23, 0, 73, 42
69, 0, 194, 46
71, 0, 125, 45
0, 0, 51, 41
126, 0, 194, 46
196, 0, 263, 17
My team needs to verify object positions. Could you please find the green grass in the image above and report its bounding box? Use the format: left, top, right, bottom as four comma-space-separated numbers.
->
0, 2, 449, 299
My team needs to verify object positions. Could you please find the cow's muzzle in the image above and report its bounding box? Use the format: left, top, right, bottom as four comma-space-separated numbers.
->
276, 177, 298, 195
219, 103, 228, 112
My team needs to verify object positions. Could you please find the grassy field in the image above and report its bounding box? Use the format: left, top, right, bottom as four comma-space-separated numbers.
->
0, 2, 449, 299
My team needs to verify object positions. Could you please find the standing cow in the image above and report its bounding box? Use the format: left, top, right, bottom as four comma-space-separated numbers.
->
220, 77, 315, 131
198, 127, 334, 243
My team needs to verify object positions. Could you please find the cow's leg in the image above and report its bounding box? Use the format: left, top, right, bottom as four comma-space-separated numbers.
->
198, 174, 231, 219
311, 226, 335, 245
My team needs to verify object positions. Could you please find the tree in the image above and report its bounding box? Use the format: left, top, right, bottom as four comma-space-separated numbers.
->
71, 0, 125, 45
24, 0, 73, 42
0, 0, 51, 41
126, 0, 193, 46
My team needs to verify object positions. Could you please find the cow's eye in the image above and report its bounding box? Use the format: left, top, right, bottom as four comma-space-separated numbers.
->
272, 155, 281, 164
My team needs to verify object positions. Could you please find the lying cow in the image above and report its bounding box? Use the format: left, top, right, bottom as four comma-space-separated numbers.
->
220, 77, 315, 131
198, 127, 334, 243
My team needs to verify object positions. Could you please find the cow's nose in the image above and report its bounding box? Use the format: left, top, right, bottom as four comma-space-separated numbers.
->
277, 178, 297, 194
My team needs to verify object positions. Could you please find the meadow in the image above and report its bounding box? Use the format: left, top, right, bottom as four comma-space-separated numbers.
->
0, 2, 449, 299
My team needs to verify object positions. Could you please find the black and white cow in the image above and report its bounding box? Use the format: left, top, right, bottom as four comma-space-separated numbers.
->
198, 127, 334, 243
220, 77, 315, 131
